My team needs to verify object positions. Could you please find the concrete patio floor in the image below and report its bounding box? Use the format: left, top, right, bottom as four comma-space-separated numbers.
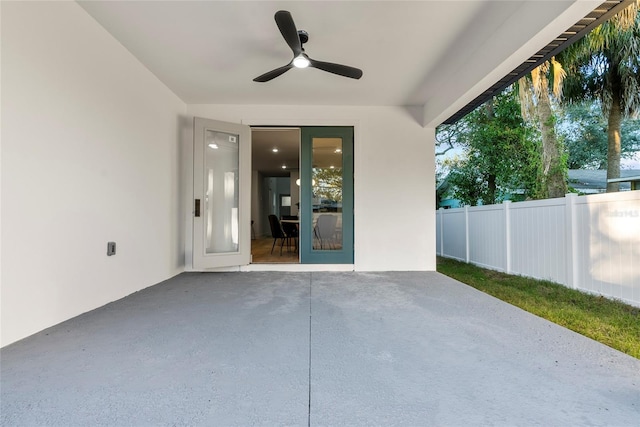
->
1, 271, 639, 426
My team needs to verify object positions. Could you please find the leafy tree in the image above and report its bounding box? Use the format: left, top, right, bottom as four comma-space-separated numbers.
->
560, 1, 640, 191
443, 90, 541, 206
518, 58, 568, 198
435, 120, 468, 193
558, 101, 640, 169
435, 120, 467, 157
312, 167, 342, 202
444, 158, 487, 206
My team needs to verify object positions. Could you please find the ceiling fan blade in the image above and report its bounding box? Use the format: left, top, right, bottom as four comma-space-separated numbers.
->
253, 64, 294, 82
308, 58, 363, 79
274, 10, 302, 57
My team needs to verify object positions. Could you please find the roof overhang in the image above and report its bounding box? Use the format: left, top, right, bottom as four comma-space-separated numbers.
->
440, 0, 636, 125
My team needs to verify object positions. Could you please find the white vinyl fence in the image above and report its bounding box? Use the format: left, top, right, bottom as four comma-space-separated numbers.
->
436, 192, 640, 307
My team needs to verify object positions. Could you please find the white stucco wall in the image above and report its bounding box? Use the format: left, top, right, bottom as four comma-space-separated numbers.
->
1, 2, 436, 347
186, 105, 436, 272
1, 2, 186, 346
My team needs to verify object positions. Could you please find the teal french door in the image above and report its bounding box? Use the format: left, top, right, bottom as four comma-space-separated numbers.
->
300, 127, 354, 264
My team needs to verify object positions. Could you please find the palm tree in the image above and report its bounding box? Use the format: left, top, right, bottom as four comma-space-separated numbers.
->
518, 57, 568, 198
560, 1, 640, 192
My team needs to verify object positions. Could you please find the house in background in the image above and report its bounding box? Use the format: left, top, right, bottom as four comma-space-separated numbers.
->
437, 169, 640, 208
1, 1, 626, 346
569, 169, 640, 193
436, 179, 462, 210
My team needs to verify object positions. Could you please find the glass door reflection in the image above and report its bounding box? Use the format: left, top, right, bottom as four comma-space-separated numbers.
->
312, 137, 343, 251
205, 129, 239, 254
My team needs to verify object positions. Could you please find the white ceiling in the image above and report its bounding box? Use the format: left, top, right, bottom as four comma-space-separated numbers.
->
79, 0, 599, 126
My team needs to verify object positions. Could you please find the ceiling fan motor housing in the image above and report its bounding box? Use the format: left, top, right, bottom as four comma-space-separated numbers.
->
298, 30, 309, 44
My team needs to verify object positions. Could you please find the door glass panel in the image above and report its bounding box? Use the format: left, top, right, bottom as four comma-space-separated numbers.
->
312, 137, 343, 251
205, 129, 239, 253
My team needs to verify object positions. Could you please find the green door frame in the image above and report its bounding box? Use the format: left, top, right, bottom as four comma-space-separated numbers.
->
300, 126, 354, 264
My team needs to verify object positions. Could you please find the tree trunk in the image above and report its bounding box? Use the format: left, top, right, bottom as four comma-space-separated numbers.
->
537, 74, 567, 198
606, 67, 622, 193
484, 100, 497, 204
487, 174, 497, 205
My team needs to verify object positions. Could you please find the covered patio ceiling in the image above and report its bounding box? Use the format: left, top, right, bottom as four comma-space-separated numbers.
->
79, 1, 620, 127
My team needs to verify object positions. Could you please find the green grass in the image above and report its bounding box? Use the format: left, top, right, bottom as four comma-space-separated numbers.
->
437, 257, 640, 359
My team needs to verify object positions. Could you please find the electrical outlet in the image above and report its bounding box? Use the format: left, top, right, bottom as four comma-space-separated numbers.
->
107, 242, 116, 256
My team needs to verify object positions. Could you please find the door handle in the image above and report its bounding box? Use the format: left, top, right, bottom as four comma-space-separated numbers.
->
195, 199, 201, 217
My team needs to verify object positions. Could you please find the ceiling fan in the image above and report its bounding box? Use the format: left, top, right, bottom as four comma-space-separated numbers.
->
253, 10, 363, 82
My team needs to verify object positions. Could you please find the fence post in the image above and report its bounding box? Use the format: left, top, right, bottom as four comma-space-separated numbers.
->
565, 193, 578, 289
464, 205, 470, 263
439, 207, 444, 256
504, 200, 512, 274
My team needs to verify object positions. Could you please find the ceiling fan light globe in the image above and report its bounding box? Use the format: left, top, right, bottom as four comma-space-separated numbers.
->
293, 55, 310, 68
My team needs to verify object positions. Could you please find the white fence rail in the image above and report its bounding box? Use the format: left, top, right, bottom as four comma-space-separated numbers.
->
436, 192, 640, 307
